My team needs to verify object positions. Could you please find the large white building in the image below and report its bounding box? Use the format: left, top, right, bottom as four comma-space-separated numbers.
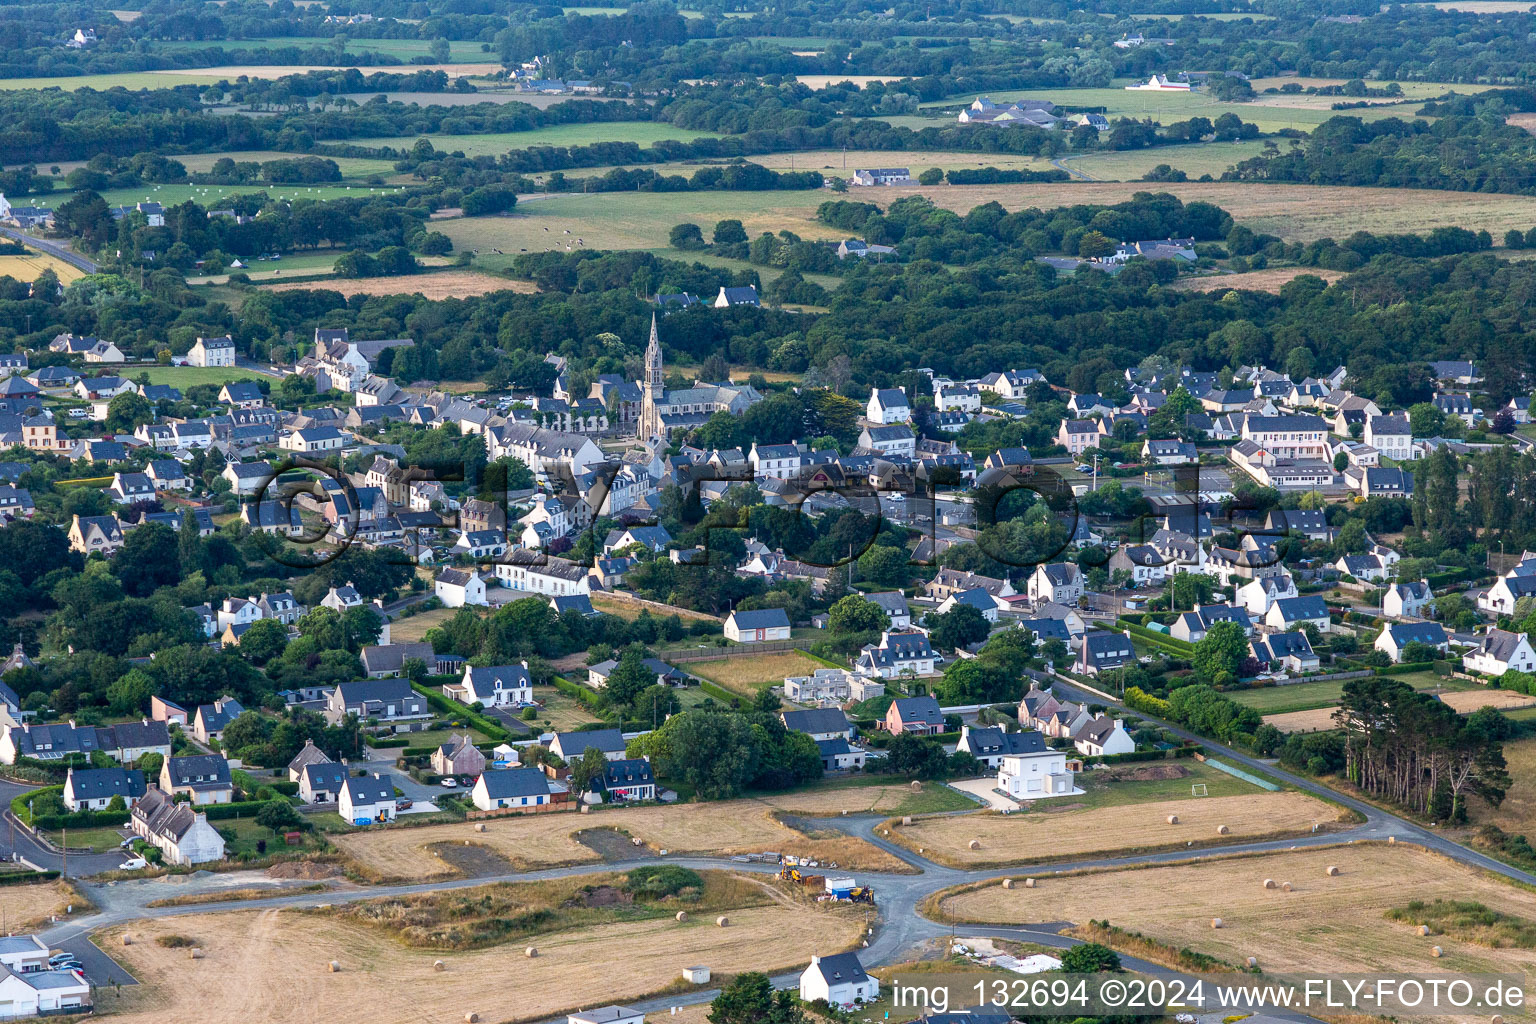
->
799, 953, 879, 1008
186, 335, 235, 368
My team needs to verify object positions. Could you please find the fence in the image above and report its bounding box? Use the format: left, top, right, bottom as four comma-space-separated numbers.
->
464, 797, 574, 820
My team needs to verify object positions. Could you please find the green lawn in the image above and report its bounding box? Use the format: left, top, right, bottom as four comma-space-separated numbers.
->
46, 150, 401, 179
384, 727, 494, 751
48, 825, 128, 853
349, 122, 724, 157
128, 365, 269, 387
0, 71, 230, 91
1069, 759, 1274, 809
1066, 138, 1273, 182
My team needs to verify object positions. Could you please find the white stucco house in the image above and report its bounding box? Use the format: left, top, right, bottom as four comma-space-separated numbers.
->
799, 953, 879, 1008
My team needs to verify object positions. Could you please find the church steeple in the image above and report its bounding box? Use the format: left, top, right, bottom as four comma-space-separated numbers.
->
645, 312, 664, 387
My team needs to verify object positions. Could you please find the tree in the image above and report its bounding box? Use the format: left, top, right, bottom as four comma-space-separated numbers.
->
886, 732, 949, 779
237, 618, 289, 664
927, 604, 990, 651
710, 973, 807, 1024
712, 219, 747, 245
855, 544, 907, 587
827, 594, 888, 634
105, 392, 153, 434
1077, 231, 1115, 259
112, 522, 181, 596
1492, 409, 1516, 434
569, 746, 609, 795
604, 648, 658, 710
106, 668, 157, 715
669, 222, 705, 250
918, 167, 944, 185
255, 797, 303, 834
430, 37, 451, 61
1192, 620, 1248, 684
1061, 943, 1121, 972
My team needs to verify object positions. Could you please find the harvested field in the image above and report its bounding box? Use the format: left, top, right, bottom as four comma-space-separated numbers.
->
884, 791, 1345, 867
0, 253, 86, 285
687, 651, 830, 697
384, 606, 458, 643
1264, 707, 1341, 734
936, 844, 1536, 983
590, 593, 719, 622
93, 895, 864, 1024
0, 879, 85, 932
148, 62, 505, 80
1464, 734, 1536, 838
1269, 687, 1536, 733
330, 799, 911, 881
1170, 268, 1347, 293
1509, 112, 1536, 135
261, 271, 534, 300
759, 781, 973, 816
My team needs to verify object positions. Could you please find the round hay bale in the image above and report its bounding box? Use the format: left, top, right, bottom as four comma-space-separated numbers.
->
918, 848, 924, 854
1431, 946, 1443, 958
1263, 879, 1276, 889
1217, 825, 1230, 835
1326, 865, 1340, 876
1418, 925, 1431, 937
579, 805, 590, 814
632, 837, 644, 846
466, 1014, 480, 1023
464, 840, 471, 846
121, 935, 132, 946
433, 960, 446, 972
1388, 835, 1396, 845
473, 823, 486, 833
968, 840, 981, 850
188, 948, 203, 960
1001, 878, 1014, 889
1281, 882, 1293, 892
676, 911, 688, 922
1024, 878, 1036, 888
901, 816, 912, 826
910, 781, 922, 791
525, 947, 538, 958
1492, 1015, 1504, 1024
716, 916, 730, 927
1246, 957, 1258, 969
328, 961, 341, 973
1211, 918, 1223, 929
1167, 814, 1179, 825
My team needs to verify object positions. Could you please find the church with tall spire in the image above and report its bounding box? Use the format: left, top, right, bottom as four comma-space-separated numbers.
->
635, 312, 762, 444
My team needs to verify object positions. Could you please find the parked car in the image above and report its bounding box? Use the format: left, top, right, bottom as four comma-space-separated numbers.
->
395, 798, 413, 810
47, 954, 73, 967
439, 777, 457, 788
118, 857, 147, 870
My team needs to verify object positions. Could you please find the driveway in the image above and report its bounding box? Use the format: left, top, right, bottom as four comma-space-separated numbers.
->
948, 777, 1017, 811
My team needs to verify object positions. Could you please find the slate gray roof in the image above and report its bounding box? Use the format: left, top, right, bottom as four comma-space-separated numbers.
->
340, 773, 394, 805
66, 767, 145, 803
728, 608, 790, 630
552, 728, 626, 757
478, 766, 553, 799
891, 695, 942, 723
781, 708, 851, 736
164, 754, 231, 791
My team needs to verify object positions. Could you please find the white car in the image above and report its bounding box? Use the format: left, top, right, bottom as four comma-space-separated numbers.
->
439, 777, 458, 788
118, 857, 147, 870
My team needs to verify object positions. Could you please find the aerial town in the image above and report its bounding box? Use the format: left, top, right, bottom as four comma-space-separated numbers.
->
0, 2, 1528, 1024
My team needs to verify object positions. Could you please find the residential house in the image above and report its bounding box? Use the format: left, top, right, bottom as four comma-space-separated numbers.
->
936, 586, 1004, 622
1238, 574, 1299, 616
435, 567, 488, 608
851, 168, 911, 186
1170, 604, 1253, 643
67, 513, 125, 554
281, 425, 346, 453
884, 695, 944, 736
724, 608, 791, 643
1141, 439, 1197, 465
187, 335, 235, 367
191, 696, 245, 743
800, 953, 879, 1008
298, 761, 349, 804
444, 663, 533, 708
958, 725, 1049, 769
131, 787, 225, 865
714, 285, 760, 307
62, 767, 146, 812
1107, 544, 1167, 587
160, 754, 233, 805
596, 758, 656, 802
588, 657, 689, 689
1384, 580, 1433, 619
327, 679, 431, 731
338, 773, 397, 825
432, 733, 487, 778
472, 767, 555, 811
1250, 631, 1320, 673
1345, 465, 1413, 498
1375, 621, 1449, 662
1028, 562, 1083, 606
1463, 628, 1536, 677
857, 631, 939, 678
1266, 595, 1331, 634
922, 568, 1014, 602
1363, 414, 1413, 461
495, 556, 594, 598
222, 460, 272, 496
1072, 714, 1135, 757
857, 423, 916, 458
781, 708, 854, 742
1076, 631, 1136, 676
866, 388, 911, 425
0, 722, 103, 764
864, 591, 911, 629
548, 728, 627, 762
996, 744, 1075, 800
1057, 418, 1102, 456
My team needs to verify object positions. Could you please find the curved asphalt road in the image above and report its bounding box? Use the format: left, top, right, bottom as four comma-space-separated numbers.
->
0, 228, 98, 275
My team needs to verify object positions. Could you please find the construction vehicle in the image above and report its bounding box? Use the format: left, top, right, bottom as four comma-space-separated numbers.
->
846, 886, 875, 904
778, 866, 804, 883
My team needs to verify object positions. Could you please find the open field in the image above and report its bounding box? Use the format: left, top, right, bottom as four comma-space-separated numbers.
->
1410, 0, 1535, 10
589, 148, 1057, 179
0, 252, 86, 285
350, 123, 725, 156
329, 798, 912, 880
884, 789, 1346, 868
1267, 685, 1536, 734
1230, 673, 1467, 714
935, 844, 1536, 983
0, 63, 500, 91
39, 150, 400, 179
157, 37, 493, 62
386, 606, 456, 644
1065, 138, 1271, 181
151, 62, 505, 81
0, 879, 85, 932
1170, 267, 1348, 293
94, 183, 402, 210
686, 651, 829, 696
129, 366, 267, 387
1465, 734, 1536, 837
261, 270, 534, 300
94, 891, 864, 1024
756, 777, 978, 816
590, 593, 720, 622
445, 182, 1536, 258
528, 685, 605, 731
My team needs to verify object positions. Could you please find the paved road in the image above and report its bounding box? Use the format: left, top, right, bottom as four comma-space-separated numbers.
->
0, 779, 123, 877
0, 228, 97, 275
1049, 155, 1098, 182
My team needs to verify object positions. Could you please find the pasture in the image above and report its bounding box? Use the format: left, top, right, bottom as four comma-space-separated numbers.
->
1264, 683, 1536, 734
1063, 138, 1272, 181
935, 844, 1536, 984
349, 123, 724, 157
884, 789, 1344, 868
1229, 673, 1465, 715
686, 651, 830, 697
156, 37, 493, 62
443, 181, 1536, 259
130, 366, 268, 387
94, 890, 864, 1024
1169, 267, 1348, 293
92, 183, 402, 212
43, 151, 400, 179
329, 798, 912, 881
